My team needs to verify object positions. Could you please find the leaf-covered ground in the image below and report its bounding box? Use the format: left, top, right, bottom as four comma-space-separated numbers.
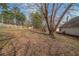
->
0, 27, 79, 56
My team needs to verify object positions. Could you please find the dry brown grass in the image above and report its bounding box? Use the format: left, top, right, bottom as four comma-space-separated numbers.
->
0, 27, 79, 56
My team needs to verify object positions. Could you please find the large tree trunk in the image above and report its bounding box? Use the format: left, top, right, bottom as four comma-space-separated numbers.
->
48, 29, 55, 38
43, 4, 55, 38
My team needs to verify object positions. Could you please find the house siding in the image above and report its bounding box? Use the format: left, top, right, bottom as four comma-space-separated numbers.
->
61, 28, 79, 36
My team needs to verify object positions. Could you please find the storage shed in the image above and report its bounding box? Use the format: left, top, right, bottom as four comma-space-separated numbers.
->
59, 16, 79, 36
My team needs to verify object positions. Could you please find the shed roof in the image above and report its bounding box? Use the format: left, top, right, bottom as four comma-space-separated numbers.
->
60, 16, 79, 28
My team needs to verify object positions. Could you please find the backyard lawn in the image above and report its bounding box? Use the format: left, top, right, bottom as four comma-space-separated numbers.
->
0, 26, 79, 56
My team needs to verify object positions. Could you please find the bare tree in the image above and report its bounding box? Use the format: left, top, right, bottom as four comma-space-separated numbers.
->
40, 4, 73, 37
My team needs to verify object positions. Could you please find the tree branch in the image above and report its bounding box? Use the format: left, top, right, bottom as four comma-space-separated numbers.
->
54, 4, 73, 31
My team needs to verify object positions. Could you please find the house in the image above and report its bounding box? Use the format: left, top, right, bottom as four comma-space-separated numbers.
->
59, 16, 79, 36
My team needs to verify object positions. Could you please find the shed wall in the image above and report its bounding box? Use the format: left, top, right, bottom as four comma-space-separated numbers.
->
61, 28, 79, 36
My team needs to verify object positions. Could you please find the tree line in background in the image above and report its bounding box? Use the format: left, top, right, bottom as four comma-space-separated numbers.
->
0, 4, 26, 26
31, 11, 42, 29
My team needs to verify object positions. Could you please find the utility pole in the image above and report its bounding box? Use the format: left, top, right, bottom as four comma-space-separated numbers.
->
2, 15, 3, 25
66, 15, 69, 23
13, 16, 17, 28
